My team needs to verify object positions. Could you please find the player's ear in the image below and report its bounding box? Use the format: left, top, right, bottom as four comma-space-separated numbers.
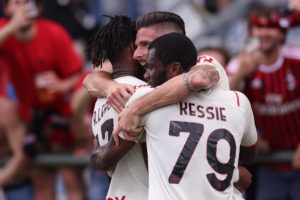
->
167, 62, 182, 79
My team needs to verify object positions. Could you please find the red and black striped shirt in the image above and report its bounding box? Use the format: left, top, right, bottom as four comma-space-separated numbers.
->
228, 46, 300, 170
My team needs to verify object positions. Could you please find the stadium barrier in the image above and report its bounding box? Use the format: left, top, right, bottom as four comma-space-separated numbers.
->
0, 151, 294, 167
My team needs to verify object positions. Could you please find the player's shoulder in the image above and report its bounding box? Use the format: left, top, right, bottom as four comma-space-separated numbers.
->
211, 89, 250, 108
126, 87, 154, 106
114, 76, 147, 86
230, 90, 251, 109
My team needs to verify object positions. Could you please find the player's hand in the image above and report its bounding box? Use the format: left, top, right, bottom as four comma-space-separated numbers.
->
188, 65, 220, 91
292, 144, 300, 169
234, 166, 252, 192
112, 106, 143, 146
107, 84, 135, 113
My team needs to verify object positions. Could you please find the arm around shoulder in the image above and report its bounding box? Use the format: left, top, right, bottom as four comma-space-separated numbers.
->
125, 66, 219, 117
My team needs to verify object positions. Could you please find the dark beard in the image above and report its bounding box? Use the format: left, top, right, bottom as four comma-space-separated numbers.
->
153, 69, 167, 87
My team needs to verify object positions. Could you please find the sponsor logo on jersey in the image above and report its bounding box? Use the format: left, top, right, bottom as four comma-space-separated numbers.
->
106, 196, 126, 200
251, 78, 262, 89
254, 99, 300, 115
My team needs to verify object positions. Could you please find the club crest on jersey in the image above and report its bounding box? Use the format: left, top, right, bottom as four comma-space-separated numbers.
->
286, 72, 296, 91
250, 78, 262, 89
265, 93, 283, 104
106, 196, 125, 200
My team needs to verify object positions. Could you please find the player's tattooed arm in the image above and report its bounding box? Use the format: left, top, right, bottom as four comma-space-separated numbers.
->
112, 65, 219, 144
128, 65, 218, 117
83, 70, 134, 112
184, 65, 219, 93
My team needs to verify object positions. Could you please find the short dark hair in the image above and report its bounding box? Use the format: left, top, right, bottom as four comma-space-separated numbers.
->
136, 11, 185, 35
149, 33, 197, 72
89, 15, 136, 67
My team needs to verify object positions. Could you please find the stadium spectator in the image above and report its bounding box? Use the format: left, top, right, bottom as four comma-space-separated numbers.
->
0, 61, 32, 199
227, 4, 300, 200
0, 0, 85, 199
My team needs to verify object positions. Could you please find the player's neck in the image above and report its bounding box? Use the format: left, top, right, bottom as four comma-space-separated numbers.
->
112, 62, 137, 79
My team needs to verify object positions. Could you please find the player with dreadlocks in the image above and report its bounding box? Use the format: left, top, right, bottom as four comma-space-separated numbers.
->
90, 15, 138, 68
90, 15, 148, 200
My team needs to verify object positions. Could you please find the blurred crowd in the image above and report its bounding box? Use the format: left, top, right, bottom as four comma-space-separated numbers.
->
0, 0, 300, 200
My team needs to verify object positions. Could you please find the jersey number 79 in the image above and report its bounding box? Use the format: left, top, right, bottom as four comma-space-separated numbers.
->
168, 121, 236, 191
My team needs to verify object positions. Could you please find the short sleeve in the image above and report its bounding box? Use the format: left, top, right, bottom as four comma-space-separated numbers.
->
52, 24, 83, 78
238, 92, 258, 146
196, 55, 230, 90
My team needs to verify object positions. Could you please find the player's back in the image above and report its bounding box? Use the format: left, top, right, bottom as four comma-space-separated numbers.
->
143, 89, 254, 200
92, 76, 149, 200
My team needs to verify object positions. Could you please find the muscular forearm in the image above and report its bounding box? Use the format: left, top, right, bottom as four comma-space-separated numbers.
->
83, 71, 116, 98
91, 137, 135, 171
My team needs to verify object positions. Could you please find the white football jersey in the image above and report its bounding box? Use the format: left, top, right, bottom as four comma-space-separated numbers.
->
196, 55, 230, 91
127, 87, 257, 200
92, 76, 149, 200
